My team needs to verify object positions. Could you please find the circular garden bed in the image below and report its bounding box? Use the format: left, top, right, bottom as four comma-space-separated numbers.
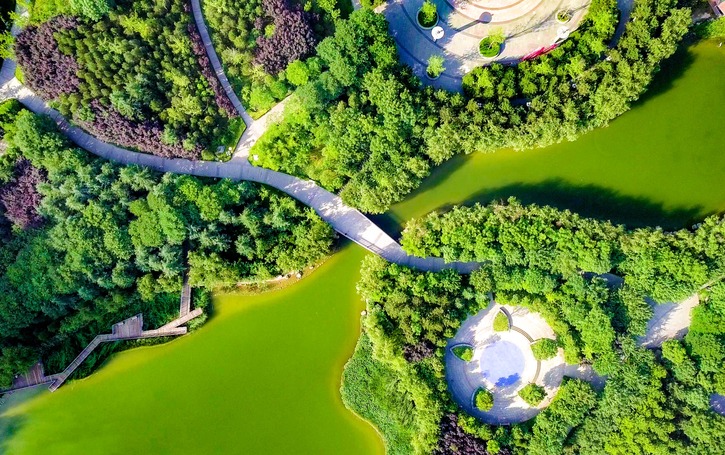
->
479, 37, 502, 58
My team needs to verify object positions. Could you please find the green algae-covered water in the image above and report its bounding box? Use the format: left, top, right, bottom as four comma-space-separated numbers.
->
1, 41, 724, 454
0, 245, 384, 455
381, 41, 725, 234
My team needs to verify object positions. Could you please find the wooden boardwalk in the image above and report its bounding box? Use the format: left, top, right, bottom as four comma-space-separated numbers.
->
180, 273, 192, 317
47, 312, 198, 392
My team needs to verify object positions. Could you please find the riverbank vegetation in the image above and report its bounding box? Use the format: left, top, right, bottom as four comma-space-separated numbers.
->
253, 0, 690, 213
343, 198, 725, 453
15, 0, 240, 160
0, 105, 333, 388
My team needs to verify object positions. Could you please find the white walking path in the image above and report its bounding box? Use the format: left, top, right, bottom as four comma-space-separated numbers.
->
0, 67, 475, 274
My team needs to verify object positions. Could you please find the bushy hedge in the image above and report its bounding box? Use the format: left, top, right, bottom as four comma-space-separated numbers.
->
519, 384, 546, 406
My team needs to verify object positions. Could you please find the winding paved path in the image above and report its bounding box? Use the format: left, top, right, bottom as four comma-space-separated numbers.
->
0, 3, 482, 274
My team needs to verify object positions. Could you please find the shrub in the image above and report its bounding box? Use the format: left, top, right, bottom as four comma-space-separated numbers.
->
0, 158, 45, 229
695, 17, 725, 39
70, 0, 114, 20
531, 338, 558, 360
475, 387, 494, 411
286, 60, 311, 86
187, 22, 237, 117
418, 0, 437, 27
14, 17, 80, 100
426, 55, 445, 78
452, 345, 474, 361
493, 311, 509, 332
519, 383, 546, 406
253, 0, 318, 75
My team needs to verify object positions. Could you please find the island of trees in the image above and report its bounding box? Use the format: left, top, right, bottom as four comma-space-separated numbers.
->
343, 198, 725, 454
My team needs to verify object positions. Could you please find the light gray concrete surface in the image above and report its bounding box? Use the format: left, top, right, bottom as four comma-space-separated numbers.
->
446, 299, 566, 424
637, 294, 700, 348
380, 0, 592, 91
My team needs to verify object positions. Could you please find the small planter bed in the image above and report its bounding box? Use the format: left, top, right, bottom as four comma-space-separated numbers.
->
474, 387, 494, 411
452, 344, 474, 361
557, 10, 572, 23
493, 311, 509, 331
417, 1, 439, 29
479, 37, 502, 58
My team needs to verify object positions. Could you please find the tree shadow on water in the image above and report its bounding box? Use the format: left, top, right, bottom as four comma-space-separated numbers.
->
0, 413, 25, 454
458, 179, 705, 230
375, 179, 707, 240
631, 42, 697, 106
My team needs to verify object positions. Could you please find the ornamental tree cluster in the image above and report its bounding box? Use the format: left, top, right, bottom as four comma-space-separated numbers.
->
0, 158, 45, 229
15, 17, 81, 100
253, 0, 318, 74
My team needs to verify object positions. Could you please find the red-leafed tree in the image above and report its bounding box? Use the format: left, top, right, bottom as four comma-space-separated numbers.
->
14, 17, 80, 100
253, 0, 318, 75
0, 158, 45, 229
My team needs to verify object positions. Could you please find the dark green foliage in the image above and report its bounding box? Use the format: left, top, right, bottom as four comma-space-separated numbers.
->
531, 338, 558, 360
519, 383, 546, 406
475, 387, 494, 411
528, 379, 597, 455
254, 1, 689, 213
452, 345, 473, 361
0, 346, 37, 389
0, 110, 333, 384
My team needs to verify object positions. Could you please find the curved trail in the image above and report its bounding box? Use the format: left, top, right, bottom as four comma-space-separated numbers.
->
0, 18, 475, 274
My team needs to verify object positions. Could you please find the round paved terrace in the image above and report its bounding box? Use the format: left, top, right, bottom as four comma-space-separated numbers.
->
380, 0, 591, 91
445, 300, 566, 424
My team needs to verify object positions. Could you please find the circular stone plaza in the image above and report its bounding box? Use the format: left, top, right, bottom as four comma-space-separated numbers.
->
445, 300, 567, 424
378, 0, 592, 91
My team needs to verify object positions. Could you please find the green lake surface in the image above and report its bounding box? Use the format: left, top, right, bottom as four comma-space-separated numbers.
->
1, 40, 724, 454
0, 245, 384, 455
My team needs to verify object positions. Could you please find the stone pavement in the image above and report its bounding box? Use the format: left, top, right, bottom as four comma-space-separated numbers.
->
381, 0, 592, 91
637, 294, 700, 348
445, 299, 566, 424
447, 289, 707, 424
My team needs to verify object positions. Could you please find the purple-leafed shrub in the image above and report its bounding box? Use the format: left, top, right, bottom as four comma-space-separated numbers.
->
186, 21, 237, 117
15, 17, 80, 100
0, 158, 45, 229
403, 340, 436, 362
77, 101, 202, 160
434, 414, 496, 455
253, 0, 318, 75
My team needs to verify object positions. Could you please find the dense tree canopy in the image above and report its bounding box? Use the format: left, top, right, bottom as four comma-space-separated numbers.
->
345, 198, 725, 454
0, 107, 333, 388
